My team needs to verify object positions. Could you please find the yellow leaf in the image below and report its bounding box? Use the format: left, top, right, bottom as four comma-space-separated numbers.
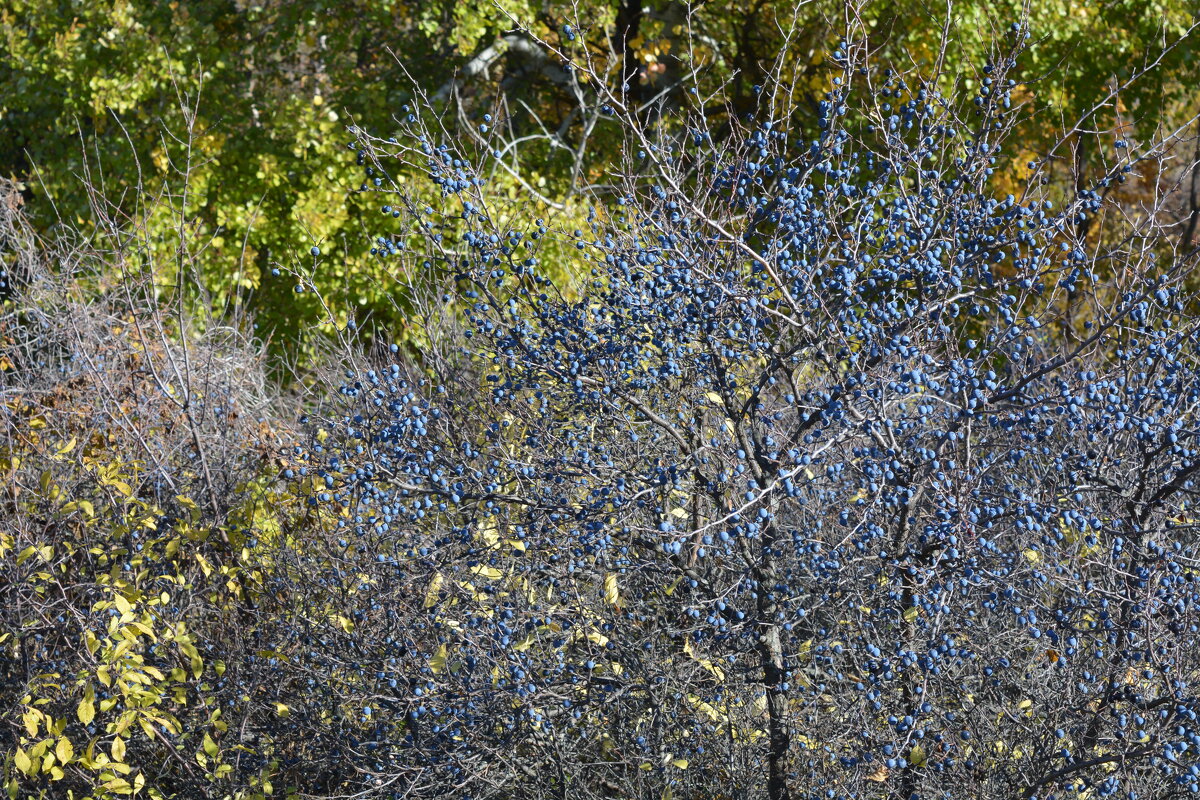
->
78, 694, 96, 726
62, 500, 95, 517
477, 519, 499, 547
55, 437, 77, 457
179, 641, 203, 679
14, 748, 33, 776
671, 758, 689, 769
111, 736, 126, 762
683, 639, 725, 681
909, 744, 926, 767
604, 573, 620, 606
138, 718, 157, 741
903, 607, 919, 623
1022, 548, 1040, 564
203, 733, 219, 758
424, 572, 444, 608
55, 737, 73, 765
102, 777, 133, 794
688, 693, 723, 722
274, 703, 290, 717
705, 391, 723, 405
470, 564, 503, 580
430, 644, 449, 674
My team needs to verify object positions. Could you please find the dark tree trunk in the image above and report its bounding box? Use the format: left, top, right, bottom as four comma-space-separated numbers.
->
757, 525, 792, 800
612, 0, 645, 105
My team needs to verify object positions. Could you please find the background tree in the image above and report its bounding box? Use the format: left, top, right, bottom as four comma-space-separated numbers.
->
3, 0, 1198, 362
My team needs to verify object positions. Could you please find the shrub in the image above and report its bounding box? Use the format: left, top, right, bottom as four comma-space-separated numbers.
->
0, 178, 311, 800
291, 17, 1200, 800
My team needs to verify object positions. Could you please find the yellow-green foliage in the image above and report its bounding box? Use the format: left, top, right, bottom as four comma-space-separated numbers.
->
4, 0, 1196, 362
0, 185, 319, 797
0, 0, 591, 362
0, 405, 290, 799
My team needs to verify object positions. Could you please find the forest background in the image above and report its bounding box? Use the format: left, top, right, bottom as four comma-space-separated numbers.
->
4, 0, 1198, 360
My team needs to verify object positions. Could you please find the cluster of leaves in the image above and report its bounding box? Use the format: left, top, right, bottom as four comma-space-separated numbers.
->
0, 181, 326, 800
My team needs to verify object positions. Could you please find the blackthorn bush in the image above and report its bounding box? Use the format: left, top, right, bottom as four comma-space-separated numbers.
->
296, 18, 1200, 800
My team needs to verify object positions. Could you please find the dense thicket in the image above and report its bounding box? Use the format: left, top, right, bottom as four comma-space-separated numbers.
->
5, 5, 1200, 800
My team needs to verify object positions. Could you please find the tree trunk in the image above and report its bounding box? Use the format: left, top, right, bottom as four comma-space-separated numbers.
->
756, 525, 792, 800
612, 0, 645, 104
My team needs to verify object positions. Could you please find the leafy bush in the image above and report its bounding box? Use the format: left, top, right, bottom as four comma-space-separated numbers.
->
0, 178, 315, 800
